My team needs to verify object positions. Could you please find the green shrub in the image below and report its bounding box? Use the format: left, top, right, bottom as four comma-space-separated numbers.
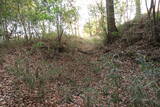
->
33, 41, 45, 48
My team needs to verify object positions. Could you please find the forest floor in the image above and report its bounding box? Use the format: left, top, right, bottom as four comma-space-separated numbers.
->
0, 37, 160, 107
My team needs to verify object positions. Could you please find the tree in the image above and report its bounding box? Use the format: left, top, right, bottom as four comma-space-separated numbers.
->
135, 0, 141, 19
86, 0, 107, 38
114, 0, 127, 24
106, 0, 118, 43
83, 20, 96, 36
145, 0, 160, 42
0, 0, 79, 43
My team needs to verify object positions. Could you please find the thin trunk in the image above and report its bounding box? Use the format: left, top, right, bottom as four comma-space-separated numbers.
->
74, 25, 77, 36
28, 22, 32, 40
145, 0, 160, 42
135, 0, 141, 19
42, 21, 46, 35
157, 0, 160, 22
17, 3, 28, 40
4, 0, 9, 41
21, 20, 28, 40
56, 13, 63, 48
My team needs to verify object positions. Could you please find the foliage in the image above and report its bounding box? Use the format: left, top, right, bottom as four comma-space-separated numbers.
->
0, 0, 79, 42
84, 0, 107, 38
33, 41, 46, 48
83, 20, 97, 36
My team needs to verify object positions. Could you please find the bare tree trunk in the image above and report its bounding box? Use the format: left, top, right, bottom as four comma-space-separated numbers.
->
17, 3, 28, 41
41, 21, 46, 36
145, 0, 160, 42
3, 0, 9, 41
48, 21, 51, 33
28, 21, 32, 40
135, 0, 141, 19
56, 13, 64, 52
106, 0, 118, 44
21, 20, 28, 40
157, 0, 160, 21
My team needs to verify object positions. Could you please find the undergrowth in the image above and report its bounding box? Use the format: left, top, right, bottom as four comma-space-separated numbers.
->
1, 36, 160, 106
100, 53, 160, 107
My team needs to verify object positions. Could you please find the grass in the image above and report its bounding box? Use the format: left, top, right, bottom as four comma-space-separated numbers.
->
4, 52, 160, 106
6, 57, 62, 102
95, 52, 160, 107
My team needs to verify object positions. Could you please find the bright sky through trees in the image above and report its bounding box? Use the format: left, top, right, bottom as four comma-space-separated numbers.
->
75, 0, 92, 35
76, 0, 152, 35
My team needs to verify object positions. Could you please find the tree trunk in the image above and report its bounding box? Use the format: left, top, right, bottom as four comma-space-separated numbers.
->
106, 0, 118, 44
17, 3, 28, 41
135, 0, 141, 19
145, 0, 160, 42
56, 13, 64, 52
21, 20, 28, 40
28, 21, 32, 40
